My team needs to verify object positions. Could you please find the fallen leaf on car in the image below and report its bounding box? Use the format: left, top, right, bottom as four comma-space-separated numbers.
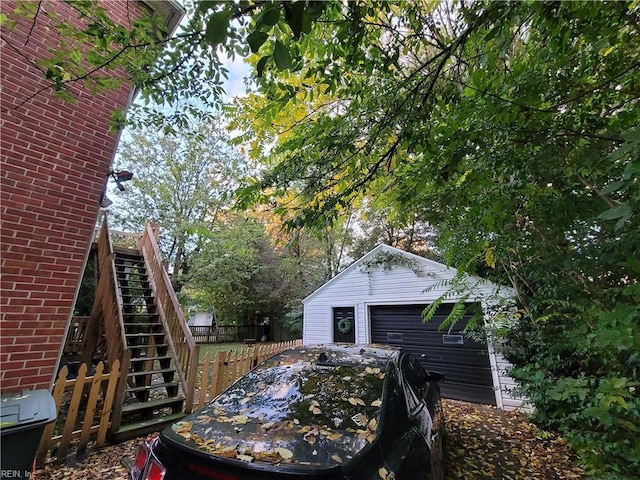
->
347, 397, 366, 406
352, 413, 368, 427
196, 415, 212, 425
368, 418, 378, 431
173, 421, 192, 432
261, 421, 276, 432
236, 454, 254, 462
331, 454, 343, 463
218, 446, 237, 458
275, 447, 293, 460
379, 467, 392, 479
230, 415, 249, 425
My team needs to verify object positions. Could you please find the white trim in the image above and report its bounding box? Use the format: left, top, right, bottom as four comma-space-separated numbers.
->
485, 334, 504, 410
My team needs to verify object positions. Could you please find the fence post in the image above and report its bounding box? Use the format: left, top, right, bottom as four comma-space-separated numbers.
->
36, 366, 68, 466
185, 344, 200, 414
98, 359, 120, 446
78, 362, 105, 452
198, 352, 210, 409
213, 350, 227, 398
109, 350, 130, 436
57, 363, 88, 460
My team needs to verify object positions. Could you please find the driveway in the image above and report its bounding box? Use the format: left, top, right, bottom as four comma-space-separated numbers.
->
36, 400, 583, 480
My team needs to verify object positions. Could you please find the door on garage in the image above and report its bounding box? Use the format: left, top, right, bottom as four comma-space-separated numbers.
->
333, 307, 356, 343
370, 303, 496, 405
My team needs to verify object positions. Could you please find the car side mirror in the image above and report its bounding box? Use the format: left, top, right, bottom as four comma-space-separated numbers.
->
427, 371, 444, 382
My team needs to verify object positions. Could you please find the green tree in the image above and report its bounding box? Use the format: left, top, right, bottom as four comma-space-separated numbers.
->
185, 213, 300, 332
350, 203, 439, 260
9, 1, 640, 475
111, 124, 244, 289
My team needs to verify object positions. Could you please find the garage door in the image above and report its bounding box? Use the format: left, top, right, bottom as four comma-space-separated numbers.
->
370, 304, 496, 405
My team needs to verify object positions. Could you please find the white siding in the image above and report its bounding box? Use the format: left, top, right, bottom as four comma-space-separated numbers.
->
188, 312, 213, 327
303, 244, 527, 411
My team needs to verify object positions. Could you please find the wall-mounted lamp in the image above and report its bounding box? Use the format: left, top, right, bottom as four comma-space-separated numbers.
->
110, 169, 134, 191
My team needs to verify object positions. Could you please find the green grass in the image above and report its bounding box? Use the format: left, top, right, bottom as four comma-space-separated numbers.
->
197, 343, 248, 360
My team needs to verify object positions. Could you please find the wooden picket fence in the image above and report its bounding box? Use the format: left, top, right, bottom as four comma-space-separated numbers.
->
194, 340, 302, 409
35, 340, 301, 465
36, 360, 120, 466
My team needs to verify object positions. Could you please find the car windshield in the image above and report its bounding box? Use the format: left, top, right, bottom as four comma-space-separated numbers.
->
166, 347, 390, 469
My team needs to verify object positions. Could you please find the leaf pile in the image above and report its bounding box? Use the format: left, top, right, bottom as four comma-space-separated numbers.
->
443, 400, 584, 480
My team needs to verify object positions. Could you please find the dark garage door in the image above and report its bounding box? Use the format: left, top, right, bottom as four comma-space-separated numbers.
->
370, 304, 496, 405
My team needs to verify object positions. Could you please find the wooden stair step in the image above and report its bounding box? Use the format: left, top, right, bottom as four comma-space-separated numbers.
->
116, 269, 147, 275
123, 325, 160, 331
115, 256, 145, 263
129, 355, 172, 363
126, 381, 179, 393
129, 343, 168, 349
125, 332, 165, 337
124, 322, 161, 327
121, 396, 184, 414
116, 268, 146, 273
128, 368, 176, 377
112, 412, 186, 442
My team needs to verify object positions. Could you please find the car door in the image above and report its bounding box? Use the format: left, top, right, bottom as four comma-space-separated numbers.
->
401, 354, 435, 443
374, 361, 425, 479
400, 353, 444, 479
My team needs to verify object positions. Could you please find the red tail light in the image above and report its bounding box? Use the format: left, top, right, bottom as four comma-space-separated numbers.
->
131, 441, 166, 480
146, 459, 166, 480
131, 444, 149, 480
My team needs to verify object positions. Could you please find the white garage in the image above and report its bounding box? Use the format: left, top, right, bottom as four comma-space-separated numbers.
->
302, 244, 525, 411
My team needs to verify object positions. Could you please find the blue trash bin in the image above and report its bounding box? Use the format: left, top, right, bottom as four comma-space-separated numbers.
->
1, 389, 57, 477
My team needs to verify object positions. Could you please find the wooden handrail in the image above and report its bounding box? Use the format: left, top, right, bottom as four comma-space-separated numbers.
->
137, 221, 198, 412
97, 215, 128, 355
93, 214, 129, 432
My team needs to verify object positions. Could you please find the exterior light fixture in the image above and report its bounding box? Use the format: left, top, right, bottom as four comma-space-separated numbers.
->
110, 169, 134, 191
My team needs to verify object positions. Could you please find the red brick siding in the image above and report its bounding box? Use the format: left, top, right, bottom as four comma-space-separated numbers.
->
1, 0, 147, 392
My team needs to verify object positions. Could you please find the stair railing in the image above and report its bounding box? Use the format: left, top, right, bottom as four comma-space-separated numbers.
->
93, 213, 131, 431
137, 222, 198, 413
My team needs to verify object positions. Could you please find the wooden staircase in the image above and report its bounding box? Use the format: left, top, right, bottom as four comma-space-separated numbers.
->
112, 249, 185, 440
84, 214, 198, 442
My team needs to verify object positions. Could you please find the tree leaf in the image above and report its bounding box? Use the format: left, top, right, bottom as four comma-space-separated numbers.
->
247, 31, 269, 53
598, 204, 631, 221
273, 40, 292, 71
205, 10, 231, 45
256, 6, 280, 28
256, 55, 270, 78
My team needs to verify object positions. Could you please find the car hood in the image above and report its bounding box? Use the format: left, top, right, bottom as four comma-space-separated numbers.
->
165, 352, 388, 469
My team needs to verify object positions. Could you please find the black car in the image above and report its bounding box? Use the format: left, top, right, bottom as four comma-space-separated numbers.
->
131, 344, 444, 480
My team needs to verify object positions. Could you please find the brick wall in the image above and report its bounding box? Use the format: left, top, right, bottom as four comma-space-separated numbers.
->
0, 0, 154, 392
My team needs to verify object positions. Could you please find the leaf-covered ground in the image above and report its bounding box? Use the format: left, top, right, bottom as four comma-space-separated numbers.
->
36, 400, 584, 480
442, 400, 584, 480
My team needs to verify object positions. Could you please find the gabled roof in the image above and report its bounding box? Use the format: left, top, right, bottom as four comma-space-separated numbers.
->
142, 0, 185, 36
303, 244, 513, 304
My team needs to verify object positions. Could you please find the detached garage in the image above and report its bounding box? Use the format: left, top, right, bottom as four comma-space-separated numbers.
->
303, 244, 526, 411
